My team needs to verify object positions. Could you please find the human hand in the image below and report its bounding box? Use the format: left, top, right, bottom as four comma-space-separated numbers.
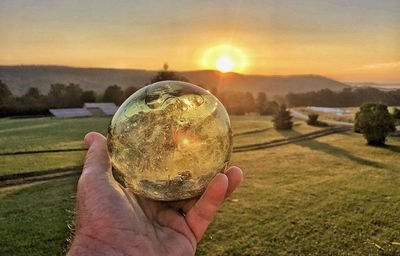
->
68, 132, 243, 256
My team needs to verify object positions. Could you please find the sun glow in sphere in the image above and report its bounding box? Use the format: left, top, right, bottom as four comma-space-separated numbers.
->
107, 81, 233, 201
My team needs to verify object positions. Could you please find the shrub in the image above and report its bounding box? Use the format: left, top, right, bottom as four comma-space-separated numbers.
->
354, 103, 396, 146
307, 114, 319, 125
307, 113, 328, 127
273, 104, 293, 130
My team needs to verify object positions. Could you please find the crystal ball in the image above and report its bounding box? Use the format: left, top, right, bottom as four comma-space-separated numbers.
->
107, 81, 233, 201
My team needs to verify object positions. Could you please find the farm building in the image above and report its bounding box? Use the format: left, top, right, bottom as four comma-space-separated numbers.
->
50, 103, 118, 118
84, 103, 118, 116
49, 108, 92, 118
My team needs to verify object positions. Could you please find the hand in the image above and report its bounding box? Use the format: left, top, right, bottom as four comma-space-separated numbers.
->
68, 132, 243, 256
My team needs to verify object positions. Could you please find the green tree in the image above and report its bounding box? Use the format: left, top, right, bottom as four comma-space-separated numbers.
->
48, 83, 83, 108
150, 63, 188, 84
0, 80, 13, 106
0, 80, 16, 116
48, 83, 67, 108
273, 104, 293, 130
65, 83, 83, 107
124, 86, 138, 99
243, 92, 256, 113
14, 87, 48, 115
354, 103, 396, 146
256, 92, 267, 114
81, 90, 97, 103
24, 87, 41, 99
103, 85, 124, 105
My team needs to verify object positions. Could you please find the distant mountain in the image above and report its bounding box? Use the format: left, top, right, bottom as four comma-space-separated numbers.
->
348, 82, 400, 91
0, 65, 350, 96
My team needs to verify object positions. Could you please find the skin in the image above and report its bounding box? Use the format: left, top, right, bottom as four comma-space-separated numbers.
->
68, 132, 243, 256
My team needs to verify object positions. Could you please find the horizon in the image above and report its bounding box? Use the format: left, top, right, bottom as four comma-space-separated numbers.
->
0, 0, 399, 83
1, 64, 400, 85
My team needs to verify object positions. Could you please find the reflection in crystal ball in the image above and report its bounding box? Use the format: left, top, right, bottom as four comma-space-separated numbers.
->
107, 81, 232, 201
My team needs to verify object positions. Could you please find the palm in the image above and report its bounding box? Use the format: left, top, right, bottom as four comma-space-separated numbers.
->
69, 132, 242, 256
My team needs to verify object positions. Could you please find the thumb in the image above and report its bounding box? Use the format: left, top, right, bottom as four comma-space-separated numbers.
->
82, 132, 111, 176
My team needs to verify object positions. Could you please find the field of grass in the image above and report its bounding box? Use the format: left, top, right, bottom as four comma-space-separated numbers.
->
1, 116, 400, 255
0, 177, 77, 256
0, 115, 324, 176
0, 117, 110, 176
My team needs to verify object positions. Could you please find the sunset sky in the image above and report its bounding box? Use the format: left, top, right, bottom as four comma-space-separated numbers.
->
0, 0, 399, 83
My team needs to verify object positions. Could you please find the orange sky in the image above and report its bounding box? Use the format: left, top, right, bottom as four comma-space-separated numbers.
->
0, 0, 399, 83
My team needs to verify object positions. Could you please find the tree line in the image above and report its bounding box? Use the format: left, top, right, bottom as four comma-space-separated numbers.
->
286, 87, 400, 107
0, 79, 281, 117
0, 65, 281, 117
1, 65, 399, 117
0, 80, 139, 117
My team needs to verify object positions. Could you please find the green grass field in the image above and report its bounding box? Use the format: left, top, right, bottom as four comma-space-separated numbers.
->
1, 116, 400, 255
0, 116, 324, 176
0, 117, 111, 176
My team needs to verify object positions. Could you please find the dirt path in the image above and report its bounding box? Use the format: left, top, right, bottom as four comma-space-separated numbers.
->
0, 168, 81, 188
233, 126, 351, 153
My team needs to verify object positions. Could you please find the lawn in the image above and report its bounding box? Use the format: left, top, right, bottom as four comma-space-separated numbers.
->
0, 115, 325, 176
0, 117, 111, 176
0, 177, 77, 256
1, 122, 400, 255
0, 117, 111, 153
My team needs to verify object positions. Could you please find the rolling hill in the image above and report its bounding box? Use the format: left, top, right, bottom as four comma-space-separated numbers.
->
0, 65, 350, 96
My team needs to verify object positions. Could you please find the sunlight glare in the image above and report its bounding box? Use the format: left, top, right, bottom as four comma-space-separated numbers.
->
215, 55, 235, 73
201, 44, 248, 73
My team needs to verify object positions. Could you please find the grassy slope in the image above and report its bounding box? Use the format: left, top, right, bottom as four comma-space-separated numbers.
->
1, 132, 400, 255
233, 122, 323, 147
0, 117, 111, 153
0, 115, 323, 176
198, 133, 400, 255
0, 117, 110, 176
0, 177, 77, 256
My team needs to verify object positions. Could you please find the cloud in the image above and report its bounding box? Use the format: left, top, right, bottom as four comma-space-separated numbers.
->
356, 61, 400, 70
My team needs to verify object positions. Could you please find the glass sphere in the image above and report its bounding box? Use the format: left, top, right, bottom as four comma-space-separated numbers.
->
107, 81, 232, 201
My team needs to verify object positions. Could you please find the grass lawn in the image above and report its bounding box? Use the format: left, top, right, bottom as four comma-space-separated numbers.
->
0, 117, 111, 176
0, 117, 111, 153
198, 133, 400, 255
233, 121, 324, 147
1, 130, 400, 255
0, 151, 85, 176
0, 115, 323, 176
230, 115, 273, 135
0, 177, 77, 256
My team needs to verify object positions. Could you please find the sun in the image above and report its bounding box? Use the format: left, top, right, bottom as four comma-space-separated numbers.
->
215, 55, 235, 73
201, 44, 247, 73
